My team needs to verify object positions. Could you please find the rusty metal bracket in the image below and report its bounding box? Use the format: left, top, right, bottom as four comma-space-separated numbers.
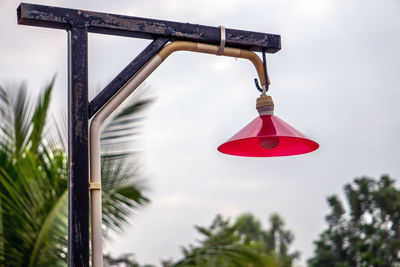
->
17, 3, 281, 53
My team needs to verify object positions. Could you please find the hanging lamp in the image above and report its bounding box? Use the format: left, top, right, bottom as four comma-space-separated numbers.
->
218, 52, 319, 157
218, 94, 319, 157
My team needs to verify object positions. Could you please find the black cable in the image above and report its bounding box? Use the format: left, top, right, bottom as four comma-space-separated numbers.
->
262, 50, 269, 92
254, 50, 270, 93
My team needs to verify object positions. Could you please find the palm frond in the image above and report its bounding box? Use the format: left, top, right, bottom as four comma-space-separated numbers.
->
12, 84, 33, 154
0, 80, 67, 266
30, 77, 55, 153
101, 87, 153, 155
99, 88, 153, 237
101, 153, 149, 238
0, 86, 14, 154
0, 81, 152, 266
0, 150, 68, 266
50, 109, 68, 152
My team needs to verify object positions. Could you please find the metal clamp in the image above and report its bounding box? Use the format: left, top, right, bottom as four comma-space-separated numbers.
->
89, 182, 101, 191
218, 26, 226, 55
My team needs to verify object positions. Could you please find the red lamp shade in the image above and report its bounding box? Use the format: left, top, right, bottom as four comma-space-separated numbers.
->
218, 114, 319, 157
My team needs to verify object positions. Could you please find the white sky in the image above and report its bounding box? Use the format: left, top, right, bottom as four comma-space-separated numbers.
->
1, 0, 400, 266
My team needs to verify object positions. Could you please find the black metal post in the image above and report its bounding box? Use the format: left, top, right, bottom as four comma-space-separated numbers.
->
68, 26, 90, 267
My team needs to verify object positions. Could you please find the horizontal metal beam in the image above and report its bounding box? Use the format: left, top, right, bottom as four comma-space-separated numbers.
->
17, 2, 281, 53
88, 38, 169, 118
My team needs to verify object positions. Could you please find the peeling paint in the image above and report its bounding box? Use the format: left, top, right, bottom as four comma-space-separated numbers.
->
18, 3, 281, 53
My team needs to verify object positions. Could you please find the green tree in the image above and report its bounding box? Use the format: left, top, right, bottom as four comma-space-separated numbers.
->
167, 213, 298, 267
234, 213, 298, 266
0, 80, 150, 266
104, 253, 145, 267
308, 175, 400, 267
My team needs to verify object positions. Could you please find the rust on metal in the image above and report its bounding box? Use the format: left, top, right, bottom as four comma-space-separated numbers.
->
17, 2, 281, 53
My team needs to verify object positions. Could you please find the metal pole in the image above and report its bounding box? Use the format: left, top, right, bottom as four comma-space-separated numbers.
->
68, 26, 90, 267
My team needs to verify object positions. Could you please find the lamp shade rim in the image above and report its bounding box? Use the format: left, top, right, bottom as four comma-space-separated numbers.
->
218, 136, 319, 157
218, 114, 319, 157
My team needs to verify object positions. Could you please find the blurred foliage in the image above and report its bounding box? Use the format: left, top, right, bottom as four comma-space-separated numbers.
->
104, 253, 156, 267
308, 175, 400, 267
0, 80, 151, 266
161, 213, 299, 267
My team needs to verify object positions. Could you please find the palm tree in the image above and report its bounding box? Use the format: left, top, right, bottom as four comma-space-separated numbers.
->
0, 79, 151, 266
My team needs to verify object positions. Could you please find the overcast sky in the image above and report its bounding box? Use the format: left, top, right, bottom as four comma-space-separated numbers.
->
1, 0, 400, 266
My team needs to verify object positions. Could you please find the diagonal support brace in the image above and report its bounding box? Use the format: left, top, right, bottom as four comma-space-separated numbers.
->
88, 38, 169, 117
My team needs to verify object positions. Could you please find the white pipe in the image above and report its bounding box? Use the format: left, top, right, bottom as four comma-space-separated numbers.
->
89, 41, 266, 267
89, 56, 163, 267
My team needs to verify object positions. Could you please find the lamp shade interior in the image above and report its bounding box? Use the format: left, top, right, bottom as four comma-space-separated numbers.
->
218, 115, 319, 157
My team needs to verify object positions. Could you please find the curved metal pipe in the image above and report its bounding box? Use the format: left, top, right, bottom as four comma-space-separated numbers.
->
157, 41, 267, 87
89, 41, 267, 267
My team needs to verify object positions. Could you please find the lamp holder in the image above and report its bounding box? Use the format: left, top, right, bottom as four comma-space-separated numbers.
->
256, 93, 274, 115
256, 93, 274, 108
